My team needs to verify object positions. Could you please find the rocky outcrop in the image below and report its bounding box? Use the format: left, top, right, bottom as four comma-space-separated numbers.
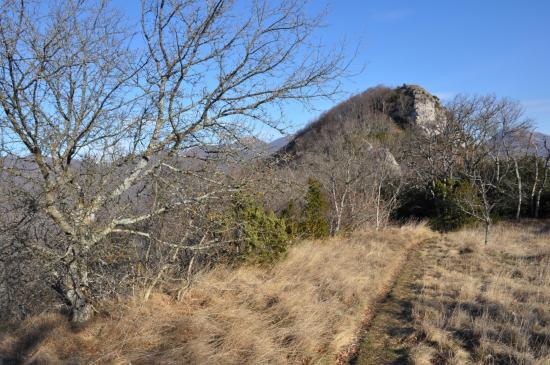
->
393, 84, 447, 133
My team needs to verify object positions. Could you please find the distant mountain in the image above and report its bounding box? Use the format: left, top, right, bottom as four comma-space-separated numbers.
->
493, 129, 550, 158
266, 135, 294, 154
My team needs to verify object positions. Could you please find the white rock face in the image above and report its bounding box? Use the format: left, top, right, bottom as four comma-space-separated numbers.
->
396, 84, 447, 134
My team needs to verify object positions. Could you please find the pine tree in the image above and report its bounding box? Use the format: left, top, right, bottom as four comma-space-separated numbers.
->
302, 178, 330, 238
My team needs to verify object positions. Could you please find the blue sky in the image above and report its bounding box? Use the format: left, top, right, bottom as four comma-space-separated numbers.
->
304, 0, 550, 134
114, 0, 550, 137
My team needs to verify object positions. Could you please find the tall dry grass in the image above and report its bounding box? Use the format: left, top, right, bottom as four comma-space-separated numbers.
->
410, 221, 550, 365
0, 224, 433, 364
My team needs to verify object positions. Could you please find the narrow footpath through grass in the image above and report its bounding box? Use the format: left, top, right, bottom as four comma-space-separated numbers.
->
352, 238, 440, 365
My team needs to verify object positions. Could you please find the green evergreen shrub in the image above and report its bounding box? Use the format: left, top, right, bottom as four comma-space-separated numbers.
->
301, 178, 330, 238
280, 199, 300, 238
225, 192, 288, 264
430, 178, 476, 231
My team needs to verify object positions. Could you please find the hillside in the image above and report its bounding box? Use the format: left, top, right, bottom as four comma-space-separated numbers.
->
272, 85, 550, 162
1, 2, 549, 365
354, 221, 550, 365
275, 84, 446, 160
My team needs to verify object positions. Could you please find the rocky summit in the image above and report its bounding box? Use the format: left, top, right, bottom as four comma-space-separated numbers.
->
393, 84, 447, 133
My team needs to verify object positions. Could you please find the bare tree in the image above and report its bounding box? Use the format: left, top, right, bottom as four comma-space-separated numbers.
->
448, 95, 530, 244
403, 108, 462, 203
299, 109, 402, 233
0, 0, 346, 322
504, 128, 536, 220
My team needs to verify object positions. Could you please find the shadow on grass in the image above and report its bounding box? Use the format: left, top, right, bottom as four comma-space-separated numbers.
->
0, 310, 87, 365
1, 320, 57, 365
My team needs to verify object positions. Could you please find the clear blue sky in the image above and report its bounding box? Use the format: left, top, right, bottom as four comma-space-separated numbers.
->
114, 0, 550, 136
307, 0, 550, 134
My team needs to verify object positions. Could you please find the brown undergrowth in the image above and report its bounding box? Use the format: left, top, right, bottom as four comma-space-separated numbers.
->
409, 221, 550, 365
0, 223, 433, 365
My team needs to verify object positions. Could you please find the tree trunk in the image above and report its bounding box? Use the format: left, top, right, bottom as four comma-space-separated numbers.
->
375, 181, 382, 230
484, 219, 491, 245
335, 212, 342, 234
513, 158, 522, 220
536, 159, 550, 218
54, 248, 93, 323
530, 157, 539, 216
481, 185, 491, 246
535, 189, 543, 218
330, 180, 341, 234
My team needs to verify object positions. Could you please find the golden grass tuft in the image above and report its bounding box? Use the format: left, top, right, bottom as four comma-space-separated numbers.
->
409, 343, 436, 365
0, 223, 434, 364
411, 220, 550, 365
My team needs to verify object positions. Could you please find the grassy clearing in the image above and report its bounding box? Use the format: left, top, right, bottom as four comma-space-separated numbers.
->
410, 221, 550, 365
0, 224, 433, 364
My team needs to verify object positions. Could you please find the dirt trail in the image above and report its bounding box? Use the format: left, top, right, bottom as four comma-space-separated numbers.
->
351, 238, 439, 365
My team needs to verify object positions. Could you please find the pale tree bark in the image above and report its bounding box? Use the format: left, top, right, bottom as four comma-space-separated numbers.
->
530, 146, 539, 216
504, 130, 535, 220
484, 218, 491, 246
480, 182, 493, 246
512, 156, 522, 220
375, 178, 383, 230
304, 122, 401, 233
56, 246, 94, 323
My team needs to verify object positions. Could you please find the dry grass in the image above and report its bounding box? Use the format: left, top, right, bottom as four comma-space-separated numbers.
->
0, 223, 433, 364
410, 221, 550, 365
